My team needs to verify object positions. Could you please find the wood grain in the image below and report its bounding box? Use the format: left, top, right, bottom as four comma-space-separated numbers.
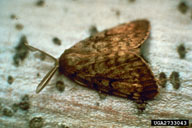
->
0, 0, 192, 127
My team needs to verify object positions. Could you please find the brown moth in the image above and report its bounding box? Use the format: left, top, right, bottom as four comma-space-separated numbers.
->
25, 19, 158, 101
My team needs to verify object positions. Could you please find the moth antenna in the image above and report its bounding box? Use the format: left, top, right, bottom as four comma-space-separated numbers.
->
24, 43, 59, 93
24, 42, 57, 61
36, 63, 59, 93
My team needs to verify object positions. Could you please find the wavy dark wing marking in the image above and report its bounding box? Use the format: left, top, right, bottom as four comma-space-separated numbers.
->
73, 51, 158, 100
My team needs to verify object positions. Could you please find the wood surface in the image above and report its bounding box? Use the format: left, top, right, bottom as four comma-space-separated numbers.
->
0, 0, 192, 128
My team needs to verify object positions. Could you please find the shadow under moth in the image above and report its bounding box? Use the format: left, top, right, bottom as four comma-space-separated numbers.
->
25, 19, 158, 101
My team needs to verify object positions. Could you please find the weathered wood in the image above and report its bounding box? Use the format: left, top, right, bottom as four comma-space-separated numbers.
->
0, 0, 192, 127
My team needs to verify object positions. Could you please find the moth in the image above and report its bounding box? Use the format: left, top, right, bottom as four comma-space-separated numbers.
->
25, 19, 158, 101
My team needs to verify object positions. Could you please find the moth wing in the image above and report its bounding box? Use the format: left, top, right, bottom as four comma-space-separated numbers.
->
75, 51, 158, 100
103, 19, 150, 49
59, 19, 151, 71
62, 19, 150, 56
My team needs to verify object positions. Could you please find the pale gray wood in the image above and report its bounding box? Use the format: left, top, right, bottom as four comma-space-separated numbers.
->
0, 0, 192, 127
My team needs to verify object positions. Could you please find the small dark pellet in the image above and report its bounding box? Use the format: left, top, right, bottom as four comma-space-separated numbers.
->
36, 0, 45, 7
19, 95, 30, 110
7, 75, 14, 84
21, 94, 29, 101
56, 81, 65, 92
10, 14, 17, 19
128, 0, 136, 3
15, 23, 24, 30
13, 35, 29, 66
89, 25, 98, 36
53, 37, 62, 46
177, 44, 186, 59
170, 71, 180, 89
158, 72, 167, 88
115, 10, 120, 17
12, 103, 19, 112
29, 117, 44, 128
19, 101, 30, 110
178, 2, 188, 14
95, 102, 100, 106
37, 73, 40, 77
2, 107, 13, 117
